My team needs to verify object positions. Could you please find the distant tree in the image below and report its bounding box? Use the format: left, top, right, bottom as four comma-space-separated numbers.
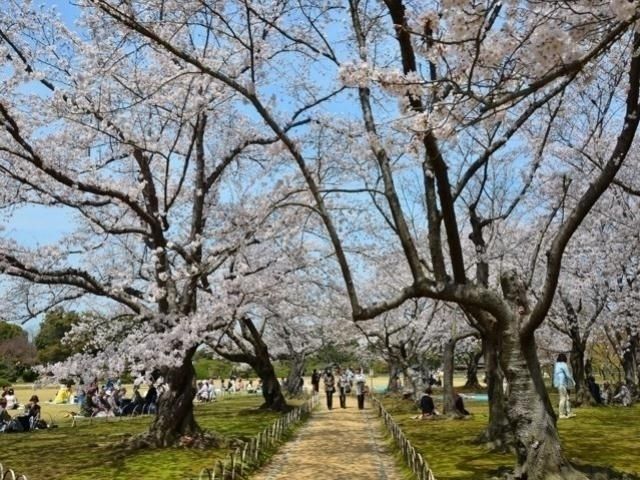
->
34, 309, 82, 364
0, 320, 24, 341
0, 321, 36, 381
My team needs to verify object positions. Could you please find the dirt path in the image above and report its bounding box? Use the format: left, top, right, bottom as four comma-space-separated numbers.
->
251, 394, 404, 480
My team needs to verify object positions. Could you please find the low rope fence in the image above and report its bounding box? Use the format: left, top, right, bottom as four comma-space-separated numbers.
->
196, 394, 319, 480
0, 463, 28, 480
370, 396, 436, 480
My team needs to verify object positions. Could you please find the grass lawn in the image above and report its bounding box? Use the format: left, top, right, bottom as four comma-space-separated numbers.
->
382, 394, 640, 480
1, 386, 289, 480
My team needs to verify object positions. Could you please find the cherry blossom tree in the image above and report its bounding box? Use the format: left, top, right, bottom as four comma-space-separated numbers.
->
3, 2, 640, 477
357, 298, 439, 395
0, 1, 301, 446
208, 242, 342, 410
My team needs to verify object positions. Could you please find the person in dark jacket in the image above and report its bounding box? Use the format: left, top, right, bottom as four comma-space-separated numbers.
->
311, 369, 321, 395
419, 388, 437, 419
587, 376, 603, 404
453, 390, 470, 416
323, 370, 335, 410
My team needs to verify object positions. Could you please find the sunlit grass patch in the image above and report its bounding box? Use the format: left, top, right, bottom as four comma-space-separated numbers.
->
0, 393, 284, 479
381, 394, 640, 479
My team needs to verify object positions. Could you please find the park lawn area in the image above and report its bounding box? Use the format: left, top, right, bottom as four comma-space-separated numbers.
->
0, 393, 286, 480
382, 395, 640, 480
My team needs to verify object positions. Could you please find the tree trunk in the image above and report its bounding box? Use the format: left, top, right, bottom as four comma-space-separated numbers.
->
464, 350, 482, 389
499, 283, 587, 480
387, 361, 402, 392
621, 328, 638, 395
285, 352, 306, 397
570, 341, 590, 406
147, 350, 199, 447
442, 338, 456, 414
403, 365, 427, 400
254, 358, 288, 412
478, 333, 513, 451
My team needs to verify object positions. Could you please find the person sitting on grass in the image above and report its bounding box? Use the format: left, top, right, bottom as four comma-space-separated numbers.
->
453, 390, 470, 417
0, 397, 12, 426
26, 395, 41, 420
121, 389, 144, 416
80, 388, 100, 417
612, 382, 632, 407
143, 385, 158, 413
53, 385, 72, 404
412, 388, 438, 419
4, 389, 18, 409
196, 381, 207, 402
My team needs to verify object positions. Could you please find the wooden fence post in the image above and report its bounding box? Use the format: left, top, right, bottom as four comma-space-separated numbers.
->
373, 396, 437, 480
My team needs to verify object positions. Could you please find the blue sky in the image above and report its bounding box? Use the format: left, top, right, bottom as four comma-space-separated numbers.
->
3, 205, 73, 247
2, 1, 79, 248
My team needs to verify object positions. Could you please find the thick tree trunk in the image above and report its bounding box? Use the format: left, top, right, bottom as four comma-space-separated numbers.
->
285, 353, 306, 397
147, 350, 199, 447
255, 359, 288, 412
499, 273, 587, 479
570, 341, 590, 406
478, 334, 513, 450
505, 334, 586, 479
464, 350, 482, 389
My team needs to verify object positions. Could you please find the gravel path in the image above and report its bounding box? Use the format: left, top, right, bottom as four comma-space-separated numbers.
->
251, 394, 404, 480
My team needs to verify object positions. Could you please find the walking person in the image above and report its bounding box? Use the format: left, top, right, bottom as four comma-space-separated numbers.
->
336, 368, 351, 408
553, 353, 576, 419
354, 368, 367, 410
311, 369, 321, 396
324, 369, 335, 410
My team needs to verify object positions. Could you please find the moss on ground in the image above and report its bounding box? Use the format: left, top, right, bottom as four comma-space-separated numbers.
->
0, 394, 284, 479
381, 395, 640, 480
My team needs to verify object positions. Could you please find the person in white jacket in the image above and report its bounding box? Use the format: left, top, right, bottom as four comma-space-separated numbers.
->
354, 368, 367, 410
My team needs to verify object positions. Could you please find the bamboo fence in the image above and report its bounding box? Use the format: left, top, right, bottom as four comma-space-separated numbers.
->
196, 394, 319, 480
0, 463, 28, 480
369, 396, 436, 480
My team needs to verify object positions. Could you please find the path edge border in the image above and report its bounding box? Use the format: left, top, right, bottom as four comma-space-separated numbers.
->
370, 396, 437, 480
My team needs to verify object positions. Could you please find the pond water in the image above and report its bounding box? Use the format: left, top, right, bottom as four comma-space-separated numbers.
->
373, 388, 489, 401
464, 393, 488, 401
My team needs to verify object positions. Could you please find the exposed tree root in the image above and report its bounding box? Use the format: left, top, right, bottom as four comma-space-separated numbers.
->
258, 401, 294, 413
488, 464, 638, 480
474, 431, 515, 454
117, 430, 226, 451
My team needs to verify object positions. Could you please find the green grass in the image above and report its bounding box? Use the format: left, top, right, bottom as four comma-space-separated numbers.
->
381, 395, 640, 480
0, 394, 285, 479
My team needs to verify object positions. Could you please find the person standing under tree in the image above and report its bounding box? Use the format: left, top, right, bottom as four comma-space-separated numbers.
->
354, 368, 367, 410
324, 370, 335, 410
553, 353, 576, 419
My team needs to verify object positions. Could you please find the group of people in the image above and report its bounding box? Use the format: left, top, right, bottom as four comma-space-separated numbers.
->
196, 377, 260, 402
587, 377, 633, 407
312, 366, 368, 411
80, 384, 158, 417
411, 388, 470, 420
73, 377, 161, 418
0, 394, 43, 433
